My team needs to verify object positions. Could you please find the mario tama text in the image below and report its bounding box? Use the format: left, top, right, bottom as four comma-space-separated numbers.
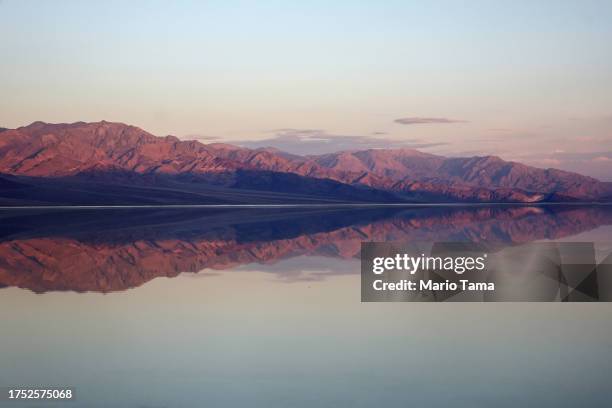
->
360, 242, 612, 302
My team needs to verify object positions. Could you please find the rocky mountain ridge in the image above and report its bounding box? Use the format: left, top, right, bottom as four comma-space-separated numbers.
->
0, 121, 610, 203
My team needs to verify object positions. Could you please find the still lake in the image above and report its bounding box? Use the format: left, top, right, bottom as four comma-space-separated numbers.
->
1, 205, 612, 407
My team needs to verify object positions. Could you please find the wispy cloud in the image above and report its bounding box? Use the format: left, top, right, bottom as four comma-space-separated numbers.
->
238, 128, 448, 155
548, 151, 612, 162
394, 117, 467, 125
185, 134, 221, 141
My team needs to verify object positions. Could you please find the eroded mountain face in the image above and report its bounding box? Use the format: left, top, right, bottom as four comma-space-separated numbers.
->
1, 121, 610, 203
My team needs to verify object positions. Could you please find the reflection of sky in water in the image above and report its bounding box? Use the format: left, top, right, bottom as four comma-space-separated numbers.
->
236, 255, 359, 282
2, 275, 612, 405
1, 221, 611, 407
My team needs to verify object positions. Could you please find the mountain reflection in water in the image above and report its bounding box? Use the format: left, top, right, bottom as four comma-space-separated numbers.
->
0, 205, 610, 293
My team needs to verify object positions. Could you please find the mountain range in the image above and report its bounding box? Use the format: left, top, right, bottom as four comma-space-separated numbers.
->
0, 121, 610, 205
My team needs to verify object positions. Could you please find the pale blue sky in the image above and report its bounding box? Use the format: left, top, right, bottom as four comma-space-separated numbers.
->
1, 0, 611, 178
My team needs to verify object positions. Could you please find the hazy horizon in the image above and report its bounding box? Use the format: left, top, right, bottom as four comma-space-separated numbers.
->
1, 1, 611, 179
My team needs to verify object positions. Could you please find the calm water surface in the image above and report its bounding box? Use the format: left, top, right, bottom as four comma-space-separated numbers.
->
1, 206, 611, 407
